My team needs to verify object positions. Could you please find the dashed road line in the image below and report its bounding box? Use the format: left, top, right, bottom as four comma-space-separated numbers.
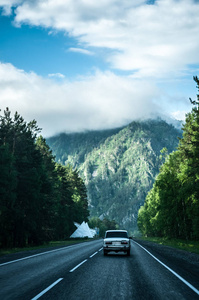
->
70, 247, 102, 272
25, 247, 102, 299
31, 278, 63, 300
69, 259, 88, 272
90, 251, 98, 258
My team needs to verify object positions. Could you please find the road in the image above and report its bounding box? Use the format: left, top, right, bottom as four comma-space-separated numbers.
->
0, 239, 199, 300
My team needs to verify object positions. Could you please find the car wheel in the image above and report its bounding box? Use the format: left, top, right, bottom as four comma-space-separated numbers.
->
103, 250, 108, 256
127, 249, 130, 256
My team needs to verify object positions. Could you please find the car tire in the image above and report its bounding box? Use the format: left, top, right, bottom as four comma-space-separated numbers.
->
103, 250, 108, 256
127, 249, 130, 256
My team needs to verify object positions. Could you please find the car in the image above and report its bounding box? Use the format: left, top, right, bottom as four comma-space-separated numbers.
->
103, 230, 131, 256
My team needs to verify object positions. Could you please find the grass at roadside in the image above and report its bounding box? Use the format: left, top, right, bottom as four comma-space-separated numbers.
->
0, 238, 92, 257
137, 236, 199, 254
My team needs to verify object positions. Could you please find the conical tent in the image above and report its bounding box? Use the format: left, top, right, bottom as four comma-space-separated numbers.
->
74, 222, 80, 228
70, 221, 96, 238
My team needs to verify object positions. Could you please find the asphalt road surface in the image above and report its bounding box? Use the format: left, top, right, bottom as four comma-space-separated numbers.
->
0, 239, 199, 300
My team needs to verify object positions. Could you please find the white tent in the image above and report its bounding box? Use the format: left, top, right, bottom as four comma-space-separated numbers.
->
70, 221, 96, 238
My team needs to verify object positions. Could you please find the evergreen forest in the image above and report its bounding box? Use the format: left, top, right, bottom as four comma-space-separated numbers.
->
0, 108, 89, 248
138, 76, 199, 240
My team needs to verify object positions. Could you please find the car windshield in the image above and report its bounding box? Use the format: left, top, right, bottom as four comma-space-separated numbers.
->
105, 231, 128, 238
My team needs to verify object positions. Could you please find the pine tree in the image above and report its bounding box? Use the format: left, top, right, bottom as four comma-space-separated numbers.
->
178, 76, 199, 239
0, 144, 17, 247
138, 76, 199, 240
55, 164, 74, 239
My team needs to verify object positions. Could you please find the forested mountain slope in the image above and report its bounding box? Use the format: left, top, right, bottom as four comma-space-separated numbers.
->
47, 127, 123, 168
47, 119, 181, 233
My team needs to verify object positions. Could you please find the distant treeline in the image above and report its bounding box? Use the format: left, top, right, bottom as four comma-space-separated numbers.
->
88, 217, 118, 238
138, 76, 199, 240
0, 108, 89, 248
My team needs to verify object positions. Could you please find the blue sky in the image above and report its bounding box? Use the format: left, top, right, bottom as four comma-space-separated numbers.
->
0, 0, 199, 137
0, 12, 106, 78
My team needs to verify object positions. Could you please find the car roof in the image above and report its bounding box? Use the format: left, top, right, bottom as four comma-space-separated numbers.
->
106, 230, 127, 232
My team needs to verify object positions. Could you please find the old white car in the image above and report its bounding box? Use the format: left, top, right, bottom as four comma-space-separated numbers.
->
103, 230, 131, 256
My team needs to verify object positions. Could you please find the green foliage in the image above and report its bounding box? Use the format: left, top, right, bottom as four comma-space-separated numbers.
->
0, 108, 89, 248
88, 217, 118, 237
47, 119, 181, 233
47, 128, 122, 168
138, 76, 199, 240
54, 164, 89, 240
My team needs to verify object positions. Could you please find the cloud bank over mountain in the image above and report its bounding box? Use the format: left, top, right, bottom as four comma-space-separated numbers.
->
0, 1, 198, 136
0, 62, 164, 136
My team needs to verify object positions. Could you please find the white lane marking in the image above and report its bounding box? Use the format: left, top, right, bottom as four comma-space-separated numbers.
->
90, 251, 98, 258
0, 245, 77, 267
69, 247, 102, 272
31, 278, 63, 300
69, 259, 88, 272
133, 241, 199, 296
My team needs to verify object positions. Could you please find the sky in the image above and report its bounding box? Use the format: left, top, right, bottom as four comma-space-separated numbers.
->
0, 0, 199, 137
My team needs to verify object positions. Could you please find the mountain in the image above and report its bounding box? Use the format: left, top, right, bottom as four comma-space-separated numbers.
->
47, 119, 182, 234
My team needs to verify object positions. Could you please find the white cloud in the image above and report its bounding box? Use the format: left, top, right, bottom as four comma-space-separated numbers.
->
0, 0, 22, 15
171, 110, 187, 121
48, 73, 65, 79
7, 0, 199, 78
0, 62, 165, 137
68, 48, 94, 56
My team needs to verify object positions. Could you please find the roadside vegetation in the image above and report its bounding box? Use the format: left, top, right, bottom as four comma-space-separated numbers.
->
0, 216, 118, 256
138, 76, 199, 242
0, 238, 94, 257
0, 108, 89, 249
137, 236, 199, 255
